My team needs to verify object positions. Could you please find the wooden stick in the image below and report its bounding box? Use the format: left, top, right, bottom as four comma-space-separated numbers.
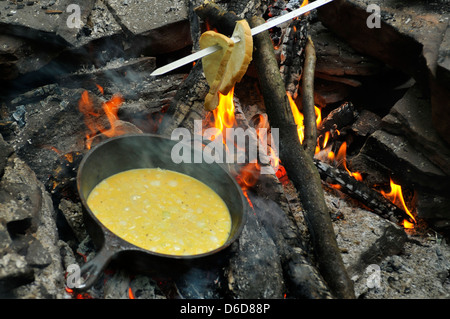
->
250, 16, 355, 299
302, 36, 317, 158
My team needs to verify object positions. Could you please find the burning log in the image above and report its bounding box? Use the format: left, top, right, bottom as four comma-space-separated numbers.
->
250, 16, 355, 299
279, 12, 310, 98
314, 159, 414, 225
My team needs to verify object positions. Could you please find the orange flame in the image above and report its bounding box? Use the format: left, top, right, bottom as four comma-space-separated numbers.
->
78, 89, 125, 149
322, 131, 330, 149
403, 219, 415, 229
335, 142, 363, 182
209, 89, 236, 142
287, 92, 322, 150
128, 287, 135, 299
96, 84, 104, 95
286, 92, 364, 184
287, 93, 305, 144
253, 114, 280, 172
381, 178, 416, 226
236, 162, 260, 190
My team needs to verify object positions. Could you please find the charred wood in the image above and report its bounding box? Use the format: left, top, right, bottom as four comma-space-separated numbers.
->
194, 3, 241, 36
318, 101, 357, 136
250, 16, 355, 299
280, 15, 310, 99
227, 0, 268, 18
57, 57, 156, 94
225, 196, 285, 298
157, 63, 208, 137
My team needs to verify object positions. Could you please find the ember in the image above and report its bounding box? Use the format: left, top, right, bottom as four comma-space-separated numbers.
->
78, 89, 125, 149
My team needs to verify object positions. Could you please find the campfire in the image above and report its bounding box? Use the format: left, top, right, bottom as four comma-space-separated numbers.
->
0, 0, 449, 300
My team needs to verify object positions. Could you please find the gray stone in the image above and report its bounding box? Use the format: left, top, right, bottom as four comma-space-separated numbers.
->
0, 134, 14, 176
0, 252, 34, 296
105, 0, 187, 35
0, 34, 62, 81
0, 223, 12, 252
0, 0, 97, 46
382, 84, 450, 176
351, 129, 449, 193
25, 238, 52, 267
416, 191, 450, 232
105, 0, 192, 54
0, 179, 42, 232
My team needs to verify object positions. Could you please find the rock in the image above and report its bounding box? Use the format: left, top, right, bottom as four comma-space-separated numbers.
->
312, 21, 382, 78
58, 199, 87, 242
25, 238, 52, 267
318, 0, 450, 144
0, 223, 12, 252
382, 84, 450, 176
0, 34, 62, 81
105, 0, 192, 55
0, 0, 97, 46
0, 155, 64, 298
351, 129, 449, 193
71, 0, 123, 47
416, 191, 450, 233
0, 166, 42, 233
314, 80, 353, 107
437, 24, 450, 86
318, 0, 449, 80
432, 23, 450, 145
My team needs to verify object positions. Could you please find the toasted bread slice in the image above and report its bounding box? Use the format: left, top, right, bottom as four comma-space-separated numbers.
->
218, 19, 253, 95
200, 20, 253, 110
200, 31, 234, 110
200, 31, 234, 87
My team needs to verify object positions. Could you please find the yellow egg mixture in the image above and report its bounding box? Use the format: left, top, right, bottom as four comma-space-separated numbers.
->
87, 168, 231, 256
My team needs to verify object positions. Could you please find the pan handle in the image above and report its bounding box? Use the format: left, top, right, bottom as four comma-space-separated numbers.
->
75, 246, 116, 291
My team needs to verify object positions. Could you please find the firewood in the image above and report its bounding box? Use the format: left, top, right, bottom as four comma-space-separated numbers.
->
250, 16, 355, 299
157, 63, 209, 137
302, 36, 317, 158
